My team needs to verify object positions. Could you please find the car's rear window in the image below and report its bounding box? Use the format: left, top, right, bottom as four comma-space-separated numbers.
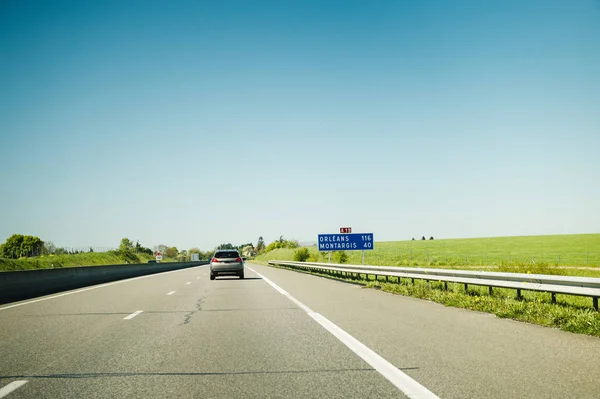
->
214, 251, 239, 258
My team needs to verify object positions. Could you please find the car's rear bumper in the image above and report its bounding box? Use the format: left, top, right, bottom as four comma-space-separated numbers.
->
210, 263, 244, 274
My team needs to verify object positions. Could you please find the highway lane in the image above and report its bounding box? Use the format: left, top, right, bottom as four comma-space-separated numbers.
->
0, 265, 404, 398
2, 261, 600, 398
248, 263, 600, 398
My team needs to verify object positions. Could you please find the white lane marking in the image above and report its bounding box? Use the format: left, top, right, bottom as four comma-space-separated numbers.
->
0, 266, 207, 311
0, 381, 28, 398
245, 266, 439, 399
196, 277, 200, 279
167, 291, 176, 296
123, 310, 143, 320
186, 282, 191, 285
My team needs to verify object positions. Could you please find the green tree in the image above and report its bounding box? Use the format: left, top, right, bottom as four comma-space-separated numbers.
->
217, 243, 234, 250
1, 234, 44, 258
293, 248, 310, 262
1, 234, 24, 258
134, 240, 153, 255
165, 247, 179, 258
21, 235, 44, 257
256, 237, 265, 254
176, 250, 187, 261
119, 238, 134, 253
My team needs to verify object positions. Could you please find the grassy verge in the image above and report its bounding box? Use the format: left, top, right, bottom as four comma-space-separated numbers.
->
266, 263, 600, 337
256, 234, 600, 265
255, 241, 600, 277
0, 251, 167, 271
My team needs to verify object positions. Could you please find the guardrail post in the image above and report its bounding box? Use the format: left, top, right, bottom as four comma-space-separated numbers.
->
464, 283, 468, 293
411, 278, 415, 285
551, 293, 556, 304
488, 286, 493, 295
593, 297, 598, 311
444, 281, 448, 290
516, 289, 522, 300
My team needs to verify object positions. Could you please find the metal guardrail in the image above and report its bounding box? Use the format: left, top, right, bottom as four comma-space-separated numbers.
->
268, 261, 600, 311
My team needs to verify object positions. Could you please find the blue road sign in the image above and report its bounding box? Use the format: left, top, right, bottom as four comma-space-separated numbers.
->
317, 233, 374, 252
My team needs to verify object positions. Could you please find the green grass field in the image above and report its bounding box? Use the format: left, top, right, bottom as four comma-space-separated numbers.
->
255, 234, 600, 276
0, 251, 166, 271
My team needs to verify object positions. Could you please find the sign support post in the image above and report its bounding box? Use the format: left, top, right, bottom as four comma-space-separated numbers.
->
328, 251, 331, 263
362, 250, 365, 264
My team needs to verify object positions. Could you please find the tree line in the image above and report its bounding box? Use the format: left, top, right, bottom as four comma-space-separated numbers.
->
1, 233, 302, 262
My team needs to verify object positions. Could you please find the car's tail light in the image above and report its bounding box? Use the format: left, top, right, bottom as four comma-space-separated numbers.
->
211, 258, 218, 263
236, 257, 243, 262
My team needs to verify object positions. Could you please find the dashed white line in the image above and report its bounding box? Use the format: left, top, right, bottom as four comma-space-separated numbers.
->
245, 265, 439, 399
0, 381, 28, 398
123, 310, 143, 320
196, 277, 200, 279
167, 291, 176, 296
186, 282, 191, 285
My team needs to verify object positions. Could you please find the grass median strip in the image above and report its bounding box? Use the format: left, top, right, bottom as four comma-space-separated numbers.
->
266, 263, 600, 337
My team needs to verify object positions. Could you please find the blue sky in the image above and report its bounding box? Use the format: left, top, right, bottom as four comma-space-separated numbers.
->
1, 0, 599, 250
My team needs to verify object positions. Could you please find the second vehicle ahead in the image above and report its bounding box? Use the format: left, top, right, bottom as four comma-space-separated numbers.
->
210, 250, 244, 280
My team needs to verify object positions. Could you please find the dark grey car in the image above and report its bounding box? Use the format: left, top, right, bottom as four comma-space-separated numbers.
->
210, 250, 244, 280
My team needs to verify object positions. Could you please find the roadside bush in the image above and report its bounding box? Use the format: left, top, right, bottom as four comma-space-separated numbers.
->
308, 253, 320, 262
293, 248, 310, 262
334, 251, 348, 264
265, 237, 300, 252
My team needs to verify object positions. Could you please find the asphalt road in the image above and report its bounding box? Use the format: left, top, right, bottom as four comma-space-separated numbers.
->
1, 262, 599, 398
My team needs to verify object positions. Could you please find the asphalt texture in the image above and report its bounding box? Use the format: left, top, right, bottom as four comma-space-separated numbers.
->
1, 262, 600, 398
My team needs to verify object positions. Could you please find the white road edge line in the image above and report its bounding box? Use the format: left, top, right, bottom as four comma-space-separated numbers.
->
0, 381, 28, 398
123, 310, 143, 320
246, 265, 439, 399
167, 291, 176, 296
0, 266, 206, 311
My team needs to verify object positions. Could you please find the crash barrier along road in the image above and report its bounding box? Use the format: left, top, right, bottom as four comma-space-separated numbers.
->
268, 261, 600, 310
0, 261, 209, 304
